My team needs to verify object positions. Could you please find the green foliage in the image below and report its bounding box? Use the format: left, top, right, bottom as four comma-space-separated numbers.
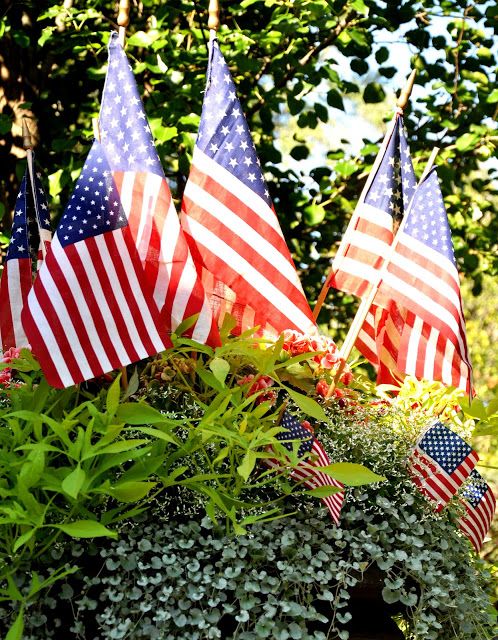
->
1, 405, 495, 639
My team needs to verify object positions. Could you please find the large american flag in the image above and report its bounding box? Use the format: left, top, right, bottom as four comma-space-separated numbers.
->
408, 421, 478, 511
0, 161, 51, 351
377, 168, 472, 392
22, 140, 173, 388
264, 411, 344, 525
330, 113, 417, 301
458, 470, 496, 552
181, 35, 316, 337
98, 32, 218, 346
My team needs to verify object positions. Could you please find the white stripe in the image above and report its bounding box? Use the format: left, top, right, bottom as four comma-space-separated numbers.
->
7, 261, 28, 347
424, 327, 439, 381
192, 148, 284, 237
442, 340, 454, 386
331, 257, 387, 290
405, 315, 424, 375
37, 243, 94, 381
26, 287, 74, 387
183, 217, 316, 333
105, 232, 167, 355
185, 180, 304, 291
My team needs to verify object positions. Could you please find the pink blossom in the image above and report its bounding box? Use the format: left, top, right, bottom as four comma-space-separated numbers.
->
1, 346, 23, 364
0, 369, 12, 386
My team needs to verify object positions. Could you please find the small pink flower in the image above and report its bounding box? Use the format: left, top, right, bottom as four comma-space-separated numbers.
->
0, 369, 12, 386
1, 346, 23, 364
319, 351, 340, 370
315, 379, 330, 397
238, 374, 273, 397
340, 370, 353, 386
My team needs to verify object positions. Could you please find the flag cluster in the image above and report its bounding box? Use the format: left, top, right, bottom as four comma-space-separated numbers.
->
264, 411, 344, 525
407, 422, 495, 551
329, 115, 472, 393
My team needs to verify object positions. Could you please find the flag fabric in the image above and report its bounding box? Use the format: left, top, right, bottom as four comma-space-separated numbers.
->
0, 161, 51, 351
329, 113, 417, 301
376, 168, 472, 392
458, 470, 496, 552
408, 421, 478, 511
264, 411, 344, 525
181, 34, 316, 338
98, 31, 218, 346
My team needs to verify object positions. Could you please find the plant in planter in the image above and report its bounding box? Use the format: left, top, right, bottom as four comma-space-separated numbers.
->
0, 332, 496, 639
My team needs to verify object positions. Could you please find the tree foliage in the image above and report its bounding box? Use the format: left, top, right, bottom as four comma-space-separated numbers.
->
0, 0, 497, 338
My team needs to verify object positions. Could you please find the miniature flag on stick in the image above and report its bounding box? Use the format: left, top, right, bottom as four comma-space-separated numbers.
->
458, 470, 496, 552
408, 422, 478, 511
181, 34, 316, 337
375, 168, 473, 393
264, 411, 344, 525
0, 159, 51, 351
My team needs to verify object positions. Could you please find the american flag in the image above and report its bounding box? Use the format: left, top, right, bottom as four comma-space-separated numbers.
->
264, 411, 344, 525
377, 168, 472, 392
458, 470, 496, 552
22, 141, 172, 388
408, 421, 478, 511
0, 161, 51, 351
98, 31, 218, 346
329, 113, 417, 301
180, 34, 316, 337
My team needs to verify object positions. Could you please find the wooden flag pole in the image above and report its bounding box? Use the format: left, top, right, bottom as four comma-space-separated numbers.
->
22, 118, 48, 260
117, 0, 130, 47
312, 70, 417, 322
325, 145, 440, 398
208, 0, 220, 32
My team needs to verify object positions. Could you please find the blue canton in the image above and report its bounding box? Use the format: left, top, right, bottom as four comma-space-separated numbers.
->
57, 141, 127, 248
99, 31, 163, 177
364, 117, 416, 216
462, 470, 488, 508
197, 37, 271, 206
403, 168, 456, 264
278, 411, 314, 458
419, 421, 472, 474
7, 162, 51, 261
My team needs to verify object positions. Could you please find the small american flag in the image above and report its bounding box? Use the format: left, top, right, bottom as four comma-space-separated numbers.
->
408, 421, 478, 511
98, 31, 218, 346
330, 114, 417, 301
377, 168, 472, 392
458, 470, 496, 552
0, 161, 51, 351
265, 411, 344, 525
181, 34, 316, 337
22, 141, 172, 388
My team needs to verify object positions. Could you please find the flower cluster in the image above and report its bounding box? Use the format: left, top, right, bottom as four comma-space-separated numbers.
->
0, 347, 24, 389
237, 373, 277, 405
281, 330, 353, 398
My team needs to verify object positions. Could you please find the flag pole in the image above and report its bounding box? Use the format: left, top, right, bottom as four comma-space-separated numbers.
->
22, 118, 48, 260
312, 70, 417, 322
117, 0, 130, 47
325, 144, 440, 398
208, 0, 220, 32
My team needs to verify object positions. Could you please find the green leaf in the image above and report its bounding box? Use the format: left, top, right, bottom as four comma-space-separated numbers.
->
303, 204, 326, 226
13, 528, 37, 553
111, 481, 157, 502
116, 402, 180, 425
54, 520, 117, 539
61, 465, 86, 499
284, 388, 328, 422
306, 486, 344, 498
318, 462, 385, 486
5, 608, 24, 640
90, 439, 148, 456
126, 426, 179, 445
455, 132, 481, 152
106, 374, 121, 416
486, 88, 498, 103
382, 587, 400, 604
363, 82, 386, 103
237, 450, 257, 482
209, 357, 230, 386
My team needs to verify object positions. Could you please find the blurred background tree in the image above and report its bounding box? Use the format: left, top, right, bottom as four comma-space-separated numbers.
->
0, 0, 496, 355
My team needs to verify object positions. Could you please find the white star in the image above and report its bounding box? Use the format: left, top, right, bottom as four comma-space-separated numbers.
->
229, 158, 238, 168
